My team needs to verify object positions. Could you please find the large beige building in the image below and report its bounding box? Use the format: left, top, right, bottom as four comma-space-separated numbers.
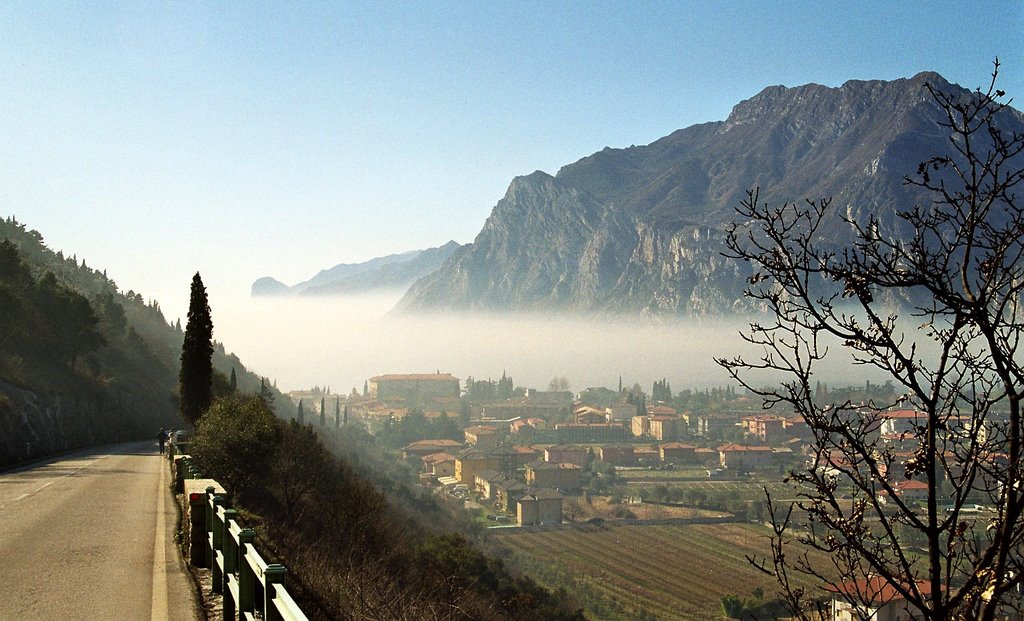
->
368, 373, 461, 400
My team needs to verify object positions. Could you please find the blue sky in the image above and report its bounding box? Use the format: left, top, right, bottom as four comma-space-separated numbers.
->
1, 1, 1021, 320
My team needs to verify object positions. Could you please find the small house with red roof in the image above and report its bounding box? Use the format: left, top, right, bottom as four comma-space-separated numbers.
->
544, 444, 588, 467
517, 488, 563, 526
830, 576, 933, 621
402, 439, 464, 459
718, 444, 775, 469
464, 425, 500, 448
659, 442, 697, 464
421, 452, 456, 478
525, 460, 583, 490
598, 444, 636, 466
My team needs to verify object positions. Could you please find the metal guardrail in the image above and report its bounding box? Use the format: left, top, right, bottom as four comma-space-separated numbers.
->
204, 488, 309, 621
175, 454, 309, 621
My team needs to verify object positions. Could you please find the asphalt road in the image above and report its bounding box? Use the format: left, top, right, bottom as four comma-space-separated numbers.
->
0, 442, 202, 620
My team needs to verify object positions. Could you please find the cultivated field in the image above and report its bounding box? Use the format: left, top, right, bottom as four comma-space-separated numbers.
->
491, 522, 831, 621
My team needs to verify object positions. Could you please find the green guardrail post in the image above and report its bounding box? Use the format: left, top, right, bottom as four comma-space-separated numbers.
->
211, 495, 226, 594
237, 529, 256, 617
264, 564, 287, 621
188, 489, 207, 567
174, 458, 186, 493
204, 487, 215, 569
221, 508, 238, 617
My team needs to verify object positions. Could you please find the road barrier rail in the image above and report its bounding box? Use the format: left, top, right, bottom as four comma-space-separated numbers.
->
178, 456, 309, 621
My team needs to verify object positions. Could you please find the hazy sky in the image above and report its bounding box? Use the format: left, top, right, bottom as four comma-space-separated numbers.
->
1, 1, 1021, 321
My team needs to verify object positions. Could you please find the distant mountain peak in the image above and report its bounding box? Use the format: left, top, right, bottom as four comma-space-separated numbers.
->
253, 241, 464, 297
251, 276, 288, 297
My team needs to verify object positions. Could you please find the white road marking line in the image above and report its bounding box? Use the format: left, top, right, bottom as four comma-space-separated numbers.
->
151, 457, 169, 620
0, 453, 109, 511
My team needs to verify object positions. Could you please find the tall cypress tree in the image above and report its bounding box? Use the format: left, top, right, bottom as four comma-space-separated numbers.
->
179, 272, 214, 424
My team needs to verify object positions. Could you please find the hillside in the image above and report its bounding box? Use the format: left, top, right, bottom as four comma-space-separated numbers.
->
252, 240, 464, 297
397, 72, 1024, 315
0, 217, 294, 467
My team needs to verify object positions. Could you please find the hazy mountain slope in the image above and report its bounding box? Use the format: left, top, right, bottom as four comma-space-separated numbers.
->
0, 217, 294, 467
398, 72, 1023, 315
253, 240, 462, 297
252, 241, 463, 296
301, 239, 466, 295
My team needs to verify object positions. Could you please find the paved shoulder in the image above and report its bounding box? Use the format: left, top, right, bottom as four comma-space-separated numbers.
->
0, 443, 202, 620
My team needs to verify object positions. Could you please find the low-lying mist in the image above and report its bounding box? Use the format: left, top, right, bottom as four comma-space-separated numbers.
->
214, 293, 895, 396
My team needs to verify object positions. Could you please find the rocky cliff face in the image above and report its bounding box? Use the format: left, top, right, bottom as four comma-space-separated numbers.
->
398, 72, 1021, 315
0, 378, 157, 464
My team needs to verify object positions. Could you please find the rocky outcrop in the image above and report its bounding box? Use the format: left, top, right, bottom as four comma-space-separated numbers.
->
398, 72, 1023, 315
0, 378, 157, 467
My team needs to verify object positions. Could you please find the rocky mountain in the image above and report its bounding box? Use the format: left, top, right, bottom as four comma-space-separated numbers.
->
252, 241, 463, 297
397, 72, 1024, 315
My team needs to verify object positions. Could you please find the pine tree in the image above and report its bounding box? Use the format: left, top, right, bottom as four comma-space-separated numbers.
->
320, 396, 326, 427
259, 377, 274, 404
335, 399, 341, 428
229, 367, 237, 392
179, 272, 214, 423
297, 400, 305, 425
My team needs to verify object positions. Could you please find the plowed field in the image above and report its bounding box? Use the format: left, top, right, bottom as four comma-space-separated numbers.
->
492, 522, 830, 620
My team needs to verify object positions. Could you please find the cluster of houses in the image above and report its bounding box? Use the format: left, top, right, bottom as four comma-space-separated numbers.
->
306, 375, 994, 520
294, 376, 1024, 618
403, 439, 576, 526
290, 373, 826, 526
815, 408, 1008, 508
403, 417, 805, 527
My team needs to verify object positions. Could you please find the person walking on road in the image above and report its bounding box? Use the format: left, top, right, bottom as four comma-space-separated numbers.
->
158, 428, 168, 454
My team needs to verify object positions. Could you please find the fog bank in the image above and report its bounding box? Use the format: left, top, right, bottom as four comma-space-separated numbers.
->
214, 294, 892, 396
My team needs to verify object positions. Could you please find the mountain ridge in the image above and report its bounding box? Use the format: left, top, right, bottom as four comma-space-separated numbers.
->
397, 71, 1023, 315
252, 240, 463, 297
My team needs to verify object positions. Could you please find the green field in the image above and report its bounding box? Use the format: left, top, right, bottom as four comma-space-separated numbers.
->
491, 522, 830, 621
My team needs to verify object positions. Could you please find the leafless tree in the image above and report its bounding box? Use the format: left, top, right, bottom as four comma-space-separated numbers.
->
717, 61, 1024, 620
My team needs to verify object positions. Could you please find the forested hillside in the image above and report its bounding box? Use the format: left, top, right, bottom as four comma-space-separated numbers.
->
0, 216, 293, 467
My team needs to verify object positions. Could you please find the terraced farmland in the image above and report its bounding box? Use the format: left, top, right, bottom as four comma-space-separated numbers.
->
492, 522, 830, 620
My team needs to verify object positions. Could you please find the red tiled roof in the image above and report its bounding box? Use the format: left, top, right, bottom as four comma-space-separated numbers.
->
405, 439, 462, 449
660, 442, 695, 449
829, 576, 932, 606
422, 452, 456, 464
897, 480, 929, 491
718, 443, 773, 452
